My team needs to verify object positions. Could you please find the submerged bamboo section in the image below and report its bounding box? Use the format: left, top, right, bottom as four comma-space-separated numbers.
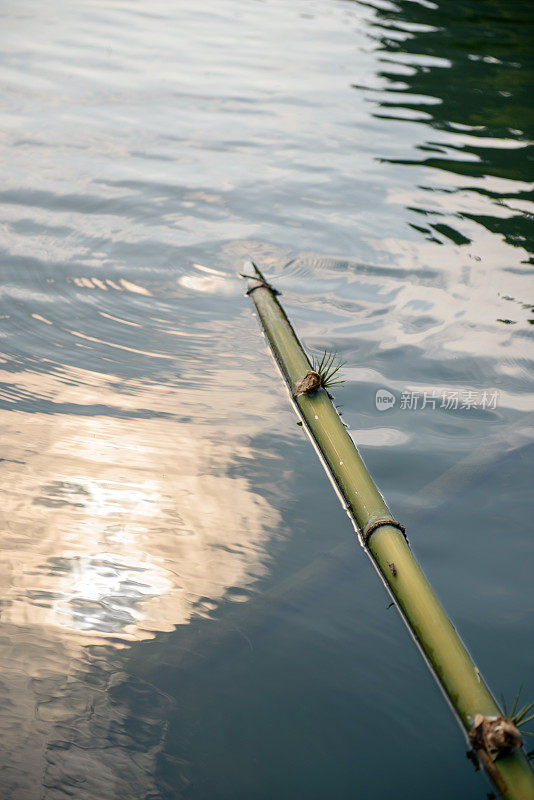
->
243, 261, 534, 800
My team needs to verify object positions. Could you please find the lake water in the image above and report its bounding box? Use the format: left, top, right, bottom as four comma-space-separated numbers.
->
1, 0, 533, 797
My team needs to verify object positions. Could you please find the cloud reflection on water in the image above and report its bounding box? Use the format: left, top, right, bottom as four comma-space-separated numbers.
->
0, 357, 284, 797
1, 376, 280, 642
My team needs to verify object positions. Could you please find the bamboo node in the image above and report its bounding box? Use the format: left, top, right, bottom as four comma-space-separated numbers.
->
469, 714, 523, 762
293, 371, 322, 396
362, 517, 408, 546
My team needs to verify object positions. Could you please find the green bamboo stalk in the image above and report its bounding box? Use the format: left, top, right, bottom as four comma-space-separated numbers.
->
242, 261, 534, 800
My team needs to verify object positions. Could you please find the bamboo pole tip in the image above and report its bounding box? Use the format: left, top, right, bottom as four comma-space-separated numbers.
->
240, 261, 282, 298
241, 260, 265, 281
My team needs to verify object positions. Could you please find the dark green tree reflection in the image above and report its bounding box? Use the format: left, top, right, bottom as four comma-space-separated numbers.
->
354, 0, 534, 290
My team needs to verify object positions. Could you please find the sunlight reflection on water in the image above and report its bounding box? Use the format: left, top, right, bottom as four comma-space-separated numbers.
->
2, 400, 281, 642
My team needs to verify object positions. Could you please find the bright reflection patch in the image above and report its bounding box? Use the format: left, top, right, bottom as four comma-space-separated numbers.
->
0, 370, 281, 645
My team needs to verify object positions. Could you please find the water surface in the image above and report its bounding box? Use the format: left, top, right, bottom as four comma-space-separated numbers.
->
0, 0, 533, 797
